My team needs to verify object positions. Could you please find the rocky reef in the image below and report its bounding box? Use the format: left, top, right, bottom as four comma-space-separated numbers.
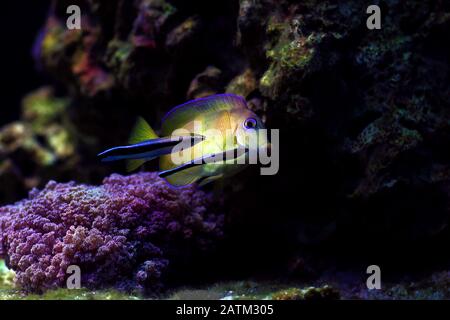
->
0, 88, 73, 205
0, 87, 119, 206
0, 0, 448, 298
0, 172, 223, 294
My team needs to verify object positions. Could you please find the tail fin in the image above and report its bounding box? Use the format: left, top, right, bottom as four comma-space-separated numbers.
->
97, 116, 205, 172
126, 116, 158, 171
97, 117, 161, 170
126, 159, 146, 172
129, 116, 159, 143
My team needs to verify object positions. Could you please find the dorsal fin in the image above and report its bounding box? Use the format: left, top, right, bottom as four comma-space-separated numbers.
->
161, 94, 247, 136
129, 116, 158, 144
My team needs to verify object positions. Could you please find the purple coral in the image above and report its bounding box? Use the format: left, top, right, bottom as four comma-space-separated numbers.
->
0, 173, 223, 293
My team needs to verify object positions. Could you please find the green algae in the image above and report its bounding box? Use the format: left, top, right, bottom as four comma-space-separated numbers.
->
0, 260, 16, 299
260, 15, 327, 98
15, 289, 142, 301
266, 38, 316, 70
160, 1, 176, 16
0, 260, 14, 286
0, 264, 337, 300
20, 88, 75, 160
168, 281, 340, 300
259, 66, 279, 93
41, 24, 66, 58
105, 40, 134, 85
47, 126, 76, 158
1, 260, 143, 300
0, 122, 57, 166
226, 69, 258, 97
108, 40, 133, 64
22, 87, 69, 134
169, 272, 450, 300
271, 285, 339, 300
2, 268, 449, 300
0, 288, 142, 301
40, 20, 82, 66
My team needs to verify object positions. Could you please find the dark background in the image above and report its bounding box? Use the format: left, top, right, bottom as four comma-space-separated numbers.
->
0, 1, 50, 124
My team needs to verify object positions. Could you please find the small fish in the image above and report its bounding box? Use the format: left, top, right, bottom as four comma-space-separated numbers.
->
98, 94, 269, 186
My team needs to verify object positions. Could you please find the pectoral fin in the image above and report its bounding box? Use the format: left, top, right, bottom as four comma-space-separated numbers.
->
158, 158, 203, 179
158, 147, 246, 186
197, 174, 223, 187
159, 163, 222, 187
159, 165, 204, 187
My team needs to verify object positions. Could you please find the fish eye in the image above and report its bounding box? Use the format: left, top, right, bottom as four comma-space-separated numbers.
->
243, 118, 257, 129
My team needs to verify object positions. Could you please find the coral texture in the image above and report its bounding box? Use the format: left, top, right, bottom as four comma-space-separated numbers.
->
0, 172, 223, 293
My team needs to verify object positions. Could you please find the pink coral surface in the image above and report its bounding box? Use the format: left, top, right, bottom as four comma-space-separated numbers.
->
0, 172, 223, 293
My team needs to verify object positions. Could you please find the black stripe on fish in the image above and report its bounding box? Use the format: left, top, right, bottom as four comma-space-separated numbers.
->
98, 135, 204, 161
158, 147, 248, 178
158, 159, 201, 178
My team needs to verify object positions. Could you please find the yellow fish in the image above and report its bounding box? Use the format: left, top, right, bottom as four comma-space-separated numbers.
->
98, 94, 268, 186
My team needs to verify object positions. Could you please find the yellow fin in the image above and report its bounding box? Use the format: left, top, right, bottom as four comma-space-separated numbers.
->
126, 159, 146, 172
198, 174, 223, 187
129, 116, 158, 144
163, 166, 204, 187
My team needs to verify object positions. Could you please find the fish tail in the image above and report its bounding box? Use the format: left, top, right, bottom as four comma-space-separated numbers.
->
129, 116, 159, 143
98, 116, 163, 169
98, 136, 204, 165
125, 116, 159, 171
98, 116, 205, 172
125, 159, 145, 172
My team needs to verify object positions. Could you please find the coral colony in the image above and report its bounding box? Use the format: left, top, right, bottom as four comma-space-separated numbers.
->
0, 173, 223, 293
